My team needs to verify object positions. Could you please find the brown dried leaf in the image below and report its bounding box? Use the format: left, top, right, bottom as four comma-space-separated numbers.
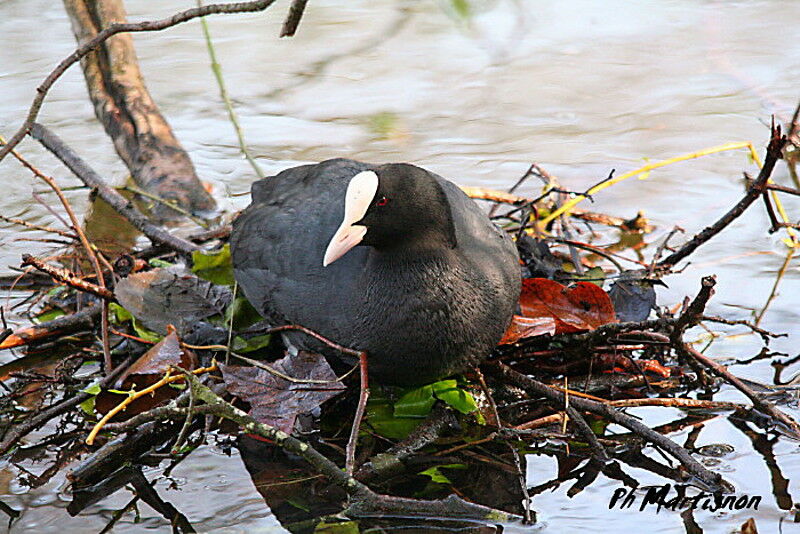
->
95, 329, 197, 417
114, 266, 231, 336
220, 351, 346, 434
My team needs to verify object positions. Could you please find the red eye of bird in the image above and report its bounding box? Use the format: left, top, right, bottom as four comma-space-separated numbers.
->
376, 196, 389, 206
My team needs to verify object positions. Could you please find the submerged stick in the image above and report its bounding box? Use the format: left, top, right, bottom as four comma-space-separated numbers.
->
0, 303, 101, 351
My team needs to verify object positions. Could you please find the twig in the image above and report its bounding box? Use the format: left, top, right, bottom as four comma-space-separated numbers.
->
346, 352, 370, 476
197, 1, 265, 180
658, 125, 787, 269
701, 314, 786, 343
121, 185, 210, 228
0, 355, 132, 454
240, 323, 364, 359
21, 255, 114, 300
280, 0, 309, 37
649, 332, 800, 440
29, 123, 199, 254
229, 351, 357, 384
3, 136, 113, 371
0, 303, 101, 351
0, 1, 283, 164
514, 398, 743, 430
488, 362, 724, 490
0, 215, 77, 239
85, 363, 218, 445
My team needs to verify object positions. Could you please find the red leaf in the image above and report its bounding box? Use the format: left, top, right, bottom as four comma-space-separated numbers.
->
499, 278, 617, 344
499, 315, 557, 345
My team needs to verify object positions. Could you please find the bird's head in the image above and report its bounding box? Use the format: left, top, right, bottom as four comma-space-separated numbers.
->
323, 164, 457, 266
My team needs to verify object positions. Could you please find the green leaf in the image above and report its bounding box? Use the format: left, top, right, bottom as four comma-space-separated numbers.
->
314, 520, 359, 534
366, 395, 421, 440
45, 286, 67, 297
191, 244, 235, 286
148, 258, 175, 268
108, 303, 162, 343
79, 382, 101, 416
432, 379, 478, 414
225, 295, 262, 330
231, 334, 272, 353
82, 383, 102, 396
79, 396, 96, 416
418, 463, 467, 485
570, 266, 606, 287
394, 384, 435, 418
419, 466, 452, 484
109, 302, 133, 324
33, 308, 65, 324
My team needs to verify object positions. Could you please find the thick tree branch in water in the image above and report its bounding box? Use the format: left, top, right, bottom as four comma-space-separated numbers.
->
62, 0, 216, 220
30, 123, 199, 254
0, 0, 282, 164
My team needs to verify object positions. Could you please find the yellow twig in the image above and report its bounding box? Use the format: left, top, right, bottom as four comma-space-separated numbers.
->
85, 361, 218, 445
539, 141, 798, 245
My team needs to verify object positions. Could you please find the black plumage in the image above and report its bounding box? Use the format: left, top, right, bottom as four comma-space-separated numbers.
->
230, 158, 520, 385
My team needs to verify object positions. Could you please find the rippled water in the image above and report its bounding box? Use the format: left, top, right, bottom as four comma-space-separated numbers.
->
1, 0, 799, 532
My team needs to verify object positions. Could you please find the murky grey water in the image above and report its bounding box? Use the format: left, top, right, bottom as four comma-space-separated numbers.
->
1, 0, 799, 532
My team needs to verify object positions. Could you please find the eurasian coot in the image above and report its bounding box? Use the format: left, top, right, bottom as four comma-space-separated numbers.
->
231, 158, 520, 385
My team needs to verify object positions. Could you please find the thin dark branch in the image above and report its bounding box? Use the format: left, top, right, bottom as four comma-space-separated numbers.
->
21, 254, 114, 300
0, 356, 132, 454
658, 125, 787, 269
487, 362, 724, 491
280, 0, 309, 37
0, 0, 281, 164
29, 124, 199, 254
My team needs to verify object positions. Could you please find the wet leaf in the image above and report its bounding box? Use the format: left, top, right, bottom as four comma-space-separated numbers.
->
499, 315, 556, 344
517, 235, 563, 280
394, 384, 436, 418
366, 395, 421, 440
519, 278, 616, 334
231, 334, 272, 353
192, 244, 235, 286
109, 302, 162, 343
419, 463, 468, 485
314, 520, 359, 534
569, 266, 606, 287
220, 351, 345, 434
432, 380, 478, 414
79, 382, 102, 416
33, 308, 65, 323
94, 329, 197, 417
608, 278, 657, 322
114, 267, 231, 336
225, 295, 263, 330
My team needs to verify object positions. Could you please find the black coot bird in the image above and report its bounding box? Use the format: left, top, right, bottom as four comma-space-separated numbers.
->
230, 159, 521, 385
